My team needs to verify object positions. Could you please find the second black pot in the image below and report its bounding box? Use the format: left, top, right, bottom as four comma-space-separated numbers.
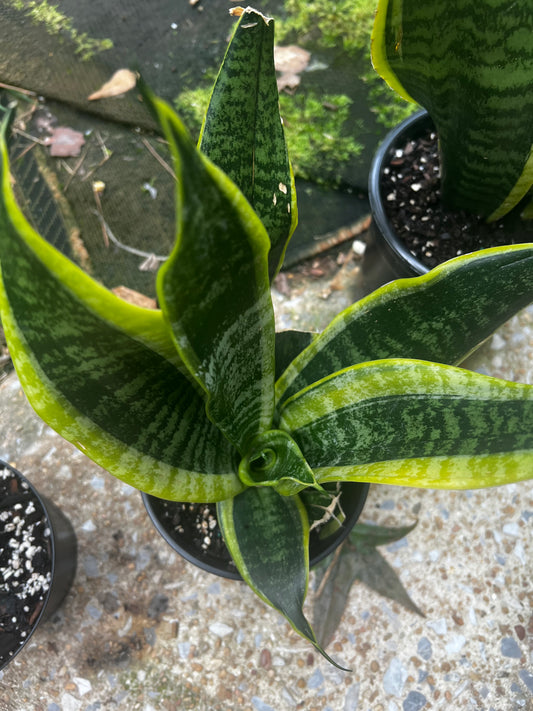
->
0, 459, 77, 670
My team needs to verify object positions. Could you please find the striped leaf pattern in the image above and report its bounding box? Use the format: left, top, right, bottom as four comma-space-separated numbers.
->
0, 113, 242, 502
141, 87, 276, 453
279, 359, 533, 489
276, 245, 533, 406
217, 486, 348, 669
371, 0, 533, 218
199, 8, 297, 279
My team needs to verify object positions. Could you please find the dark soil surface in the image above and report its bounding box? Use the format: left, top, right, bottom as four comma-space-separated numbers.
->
381, 127, 533, 269
0, 464, 52, 667
156, 500, 235, 568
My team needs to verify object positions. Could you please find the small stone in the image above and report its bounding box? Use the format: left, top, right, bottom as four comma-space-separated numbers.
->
426, 618, 447, 635
259, 649, 271, 669
519, 669, 533, 693
73, 676, 92, 696
252, 697, 276, 711
307, 668, 324, 689
60, 694, 82, 711
503, 522, 521, 537
178, 641, 190, 659
417, 637, 432, 661
383, 657, 408, 697
209, 622, 233, 637
403, 691, 427, 711
344, 683, 360, 711
515, 625, 526, 641
445, 635, 466, 655
85, 603, 102, 620
500, 637, 522, 658
352, 240, 366, 258
83, 555, 100, 578
490, 333, 506, 350
148, 593, 169, 619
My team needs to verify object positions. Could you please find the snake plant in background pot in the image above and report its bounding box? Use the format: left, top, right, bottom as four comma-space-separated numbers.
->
1, 8, 533, 669
368, 0, 533, 280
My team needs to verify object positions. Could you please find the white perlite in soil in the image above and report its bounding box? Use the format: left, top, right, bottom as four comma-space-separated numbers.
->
0, 464, 52, 665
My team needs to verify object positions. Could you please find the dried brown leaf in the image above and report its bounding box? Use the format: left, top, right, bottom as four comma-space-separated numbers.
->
88, 69, 137, 101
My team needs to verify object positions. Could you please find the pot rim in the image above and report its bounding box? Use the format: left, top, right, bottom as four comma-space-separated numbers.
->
142, 481, 369, 581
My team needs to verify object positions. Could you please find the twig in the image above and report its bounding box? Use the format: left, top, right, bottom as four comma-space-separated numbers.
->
63, 142, 91, 191
142, 137, 176, 180
81, 134, 112, 182
91, 209, 168, 264
0, 81, 37, 97
11, 127, 49, 146
282, 214, 372, 269
92, 184, 109, 247
315, 542, 346, 598
13, 141, 37, 162
95, 131, 111, 160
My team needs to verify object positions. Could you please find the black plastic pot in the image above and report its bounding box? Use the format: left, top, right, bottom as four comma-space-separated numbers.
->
142, 482, 369, 580
0, 460, 77, 670
365, 110, 431, 286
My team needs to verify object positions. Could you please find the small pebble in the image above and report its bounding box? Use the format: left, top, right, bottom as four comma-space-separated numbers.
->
307, 668, 324, 689
252, 697, 276, 711
383, 657, 408, 696
445, 634, 466, 655
519, 670, 533, 693
344, 683, 360, 711
403, 690, 427, 711
426, 618, 447, 635
417, 637, 432, 661
352, 240, 366, 258
209, 622, 233, 637
501, 637, 522, 658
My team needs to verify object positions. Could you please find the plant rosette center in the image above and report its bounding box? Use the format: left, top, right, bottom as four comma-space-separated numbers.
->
239, 429, 320, 496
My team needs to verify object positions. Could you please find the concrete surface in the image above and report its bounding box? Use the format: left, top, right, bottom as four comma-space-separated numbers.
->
0, 293, 532, 711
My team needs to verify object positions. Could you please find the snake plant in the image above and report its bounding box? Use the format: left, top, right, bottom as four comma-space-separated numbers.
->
371, 0, 533, 221
1, 8, 533, 669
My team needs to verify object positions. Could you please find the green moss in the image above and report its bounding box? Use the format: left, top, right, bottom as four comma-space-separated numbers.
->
366, 75, 419, 129
279, 92, 363, 184
8, 0, 113, 60
276, 0, 376, 53
173, 87, 212, 141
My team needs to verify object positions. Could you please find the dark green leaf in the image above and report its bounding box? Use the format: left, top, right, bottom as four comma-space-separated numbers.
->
141, 85, 276, 453
280, 358, 533, 488
372, 0, 533, 217
0, 112, 242, 502
217, 486, 349, 670
275, 329, 315, 381
199, 8, 297, 279
276, 245, 533, 405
